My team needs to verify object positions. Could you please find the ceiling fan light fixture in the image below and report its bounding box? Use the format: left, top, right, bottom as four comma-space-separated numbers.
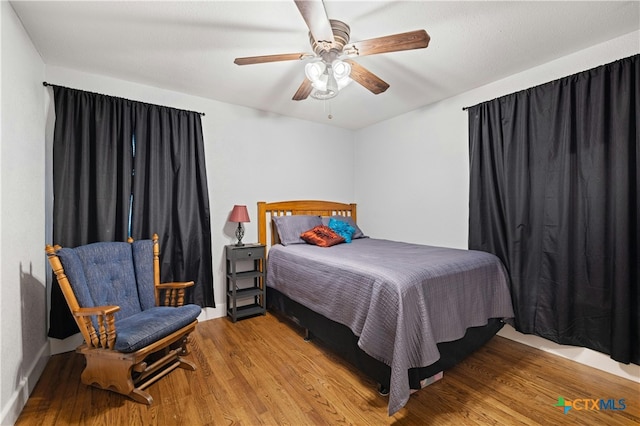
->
309, 73, 329, 91
304, 61, 326, 83
332, 60, 352, 91
331, 59, 351, 80
305, 60, 352, 100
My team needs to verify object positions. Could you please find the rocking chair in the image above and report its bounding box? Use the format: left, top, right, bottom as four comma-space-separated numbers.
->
45, 234, 201, 404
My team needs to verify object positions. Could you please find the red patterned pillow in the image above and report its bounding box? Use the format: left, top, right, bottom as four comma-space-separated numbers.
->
300, 225, 345, 247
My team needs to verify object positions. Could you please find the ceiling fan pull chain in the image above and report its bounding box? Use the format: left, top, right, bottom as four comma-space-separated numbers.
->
324, 99, 333, 120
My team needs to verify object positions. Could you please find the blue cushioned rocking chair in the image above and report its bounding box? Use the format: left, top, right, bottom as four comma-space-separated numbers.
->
45, 234, 201, 404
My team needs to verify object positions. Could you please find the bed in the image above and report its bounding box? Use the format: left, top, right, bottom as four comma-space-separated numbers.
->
257, 200, 514, 415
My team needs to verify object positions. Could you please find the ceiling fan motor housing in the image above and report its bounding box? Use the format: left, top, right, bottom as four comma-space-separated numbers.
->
310, 19, 351, 57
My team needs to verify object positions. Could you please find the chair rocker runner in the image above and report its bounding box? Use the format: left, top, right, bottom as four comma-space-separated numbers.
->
45, 234, 201, 404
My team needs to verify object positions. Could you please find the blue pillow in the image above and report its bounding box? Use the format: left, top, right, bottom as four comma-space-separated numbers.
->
328, 217, 356, 243
322, 215, 366, 239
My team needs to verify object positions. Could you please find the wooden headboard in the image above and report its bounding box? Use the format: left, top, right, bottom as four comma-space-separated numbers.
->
257, 200, 357, 248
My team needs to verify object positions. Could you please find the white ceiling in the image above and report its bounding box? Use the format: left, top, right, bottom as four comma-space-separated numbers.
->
10, 1, 640, 130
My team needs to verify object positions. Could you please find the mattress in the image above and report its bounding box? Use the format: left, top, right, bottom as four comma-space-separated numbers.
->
266, 238, 514, 415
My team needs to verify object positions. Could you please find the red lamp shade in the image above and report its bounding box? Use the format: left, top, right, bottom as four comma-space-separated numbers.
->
229, 205, 250, 223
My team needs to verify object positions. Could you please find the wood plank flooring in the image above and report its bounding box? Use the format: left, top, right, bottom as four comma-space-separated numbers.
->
16, 313, 639, 425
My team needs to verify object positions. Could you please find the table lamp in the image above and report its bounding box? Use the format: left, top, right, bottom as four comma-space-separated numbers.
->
229, 205, 250, 246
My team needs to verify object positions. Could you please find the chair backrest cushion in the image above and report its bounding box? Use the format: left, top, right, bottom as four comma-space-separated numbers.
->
131, 239, 156, 311
57, 242, 143, 321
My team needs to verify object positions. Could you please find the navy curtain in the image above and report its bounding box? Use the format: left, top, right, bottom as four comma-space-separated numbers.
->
48, 86, 214, 339
468, 55, 639, 365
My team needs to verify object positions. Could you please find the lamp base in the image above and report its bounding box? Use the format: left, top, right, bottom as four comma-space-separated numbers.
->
235, 223, 245, 247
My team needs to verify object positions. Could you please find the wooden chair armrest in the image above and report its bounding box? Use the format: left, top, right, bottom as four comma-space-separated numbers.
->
157, 282, 194, 307
157, 281, 194, 289
73, 306, 120, 350
74, 305, 120, 317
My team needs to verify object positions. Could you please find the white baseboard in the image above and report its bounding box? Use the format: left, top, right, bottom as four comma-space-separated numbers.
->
0, 342, 49, 426
498, 324, 639, 383
198, 305, 226, 322
48, 332, 84, 355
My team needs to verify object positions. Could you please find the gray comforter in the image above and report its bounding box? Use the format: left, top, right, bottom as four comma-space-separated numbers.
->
266, 238, 514, 415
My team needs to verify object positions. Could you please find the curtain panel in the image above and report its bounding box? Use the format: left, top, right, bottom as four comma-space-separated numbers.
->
131, 104, 214, 307
48, 86, 214, 339
468, 55, 639, 364
49, 87, 135, 338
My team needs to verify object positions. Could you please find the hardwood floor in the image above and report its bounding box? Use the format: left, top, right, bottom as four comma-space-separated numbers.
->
16, 313, 639, 425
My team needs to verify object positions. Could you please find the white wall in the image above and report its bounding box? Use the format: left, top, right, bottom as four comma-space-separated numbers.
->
354, 30, 640, 382
43, 65, 355, 338
0, 2, 49, 425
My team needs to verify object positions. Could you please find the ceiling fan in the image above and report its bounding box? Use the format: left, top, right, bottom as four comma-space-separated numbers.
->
234, 0, 430, 101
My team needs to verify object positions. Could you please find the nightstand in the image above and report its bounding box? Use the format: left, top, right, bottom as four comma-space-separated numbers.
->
225, 244, 266, 322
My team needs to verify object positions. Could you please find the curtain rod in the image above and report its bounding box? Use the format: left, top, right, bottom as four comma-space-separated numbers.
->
462, 103, 480, 111
42, 82, 205, 116
461, 55, 639, 112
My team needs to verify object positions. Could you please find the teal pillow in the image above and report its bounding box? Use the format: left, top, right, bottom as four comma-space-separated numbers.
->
322, 216, 366, 239
328, 217, 356, 243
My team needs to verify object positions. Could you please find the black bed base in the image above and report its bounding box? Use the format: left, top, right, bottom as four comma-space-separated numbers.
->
267, 286, 504, 392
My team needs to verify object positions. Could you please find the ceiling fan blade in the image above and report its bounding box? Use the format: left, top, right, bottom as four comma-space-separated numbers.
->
344, 60, 389, 95
294, 0, 334, 45
234, 53, 312, 66
292, 78, 313, 101
345, 29, 430, 57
